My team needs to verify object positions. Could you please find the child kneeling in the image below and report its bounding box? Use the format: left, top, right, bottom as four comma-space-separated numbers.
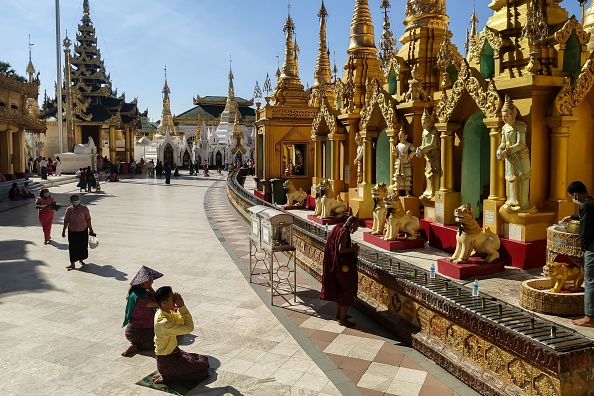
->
152, 287, 209, 384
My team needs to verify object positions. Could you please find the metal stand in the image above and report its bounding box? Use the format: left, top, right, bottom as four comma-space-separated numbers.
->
249, 239, 296, 305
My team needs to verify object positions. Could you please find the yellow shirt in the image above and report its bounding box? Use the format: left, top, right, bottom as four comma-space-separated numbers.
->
154, 305, 194, 355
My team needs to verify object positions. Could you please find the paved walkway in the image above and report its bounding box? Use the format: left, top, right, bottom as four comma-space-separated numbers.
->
0, 174, 477, 395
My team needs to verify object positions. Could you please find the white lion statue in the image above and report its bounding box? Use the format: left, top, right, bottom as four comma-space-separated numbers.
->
384, 192, 420, 240
371, 182, 389, 235
313, 179, 346, 218
450, 203, 501, 264
283, 180, 306, 206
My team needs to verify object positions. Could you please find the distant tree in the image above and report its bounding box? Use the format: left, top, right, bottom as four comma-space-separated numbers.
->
0, 61, 27, 82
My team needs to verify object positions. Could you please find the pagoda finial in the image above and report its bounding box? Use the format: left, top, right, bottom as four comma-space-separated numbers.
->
348, 0, 377, 56
26, 34, 36, 82
83, 0, 90, 16
162, 65, 170, 100
279, 3, 299, 79
313, 0, 332, 88
466, 2, 479, 59
378, 0, 397, 68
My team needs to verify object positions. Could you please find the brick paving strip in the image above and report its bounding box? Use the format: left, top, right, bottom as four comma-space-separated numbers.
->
206, 181, 479, 396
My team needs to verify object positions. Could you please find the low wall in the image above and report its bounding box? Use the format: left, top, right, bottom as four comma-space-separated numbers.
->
226, 173, 594, 396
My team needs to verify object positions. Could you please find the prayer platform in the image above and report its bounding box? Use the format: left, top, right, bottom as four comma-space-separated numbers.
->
307, 214, 347, 226
436, 257, 505, 280
363, 232, 426, 252
421, 219, 546, 269
281, 204, 306, 210
254, 188, 271, 202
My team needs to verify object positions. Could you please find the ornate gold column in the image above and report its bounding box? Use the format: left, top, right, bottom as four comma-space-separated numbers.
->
386, 129, 396, 190
75, 125, 82, 145
124, 127, 131, 163
362, 134, 376, 185
312, 135, 324, 180
12, 131, 25, 174
0, 131, 13, 175
482, 117, 506, 233
109, 126, 116, 163
434, 122, 461, 224
545, 116, 578, 221
328, 133, 346, 194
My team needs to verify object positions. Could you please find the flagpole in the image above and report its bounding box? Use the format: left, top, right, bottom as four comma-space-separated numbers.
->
55, 0, 63, 154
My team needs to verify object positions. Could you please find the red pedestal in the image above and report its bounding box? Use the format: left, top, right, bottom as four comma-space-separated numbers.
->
361, 219, 374, 229
306, 195, 316, 209
281, 204, 305, 210
499, 238, 547, 270
422, 219, 546, 269
307, 214, 347, 225
363, 232, 426, 252
437, 257, 505, 280
254, 189, 271, 203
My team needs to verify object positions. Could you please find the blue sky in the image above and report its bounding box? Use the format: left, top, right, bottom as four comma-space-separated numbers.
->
0, 1, 584, 120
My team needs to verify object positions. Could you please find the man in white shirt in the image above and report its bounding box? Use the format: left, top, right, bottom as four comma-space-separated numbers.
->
40, 157, 48, 179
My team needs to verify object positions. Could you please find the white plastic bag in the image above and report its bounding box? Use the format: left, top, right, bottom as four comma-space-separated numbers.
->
89, 235, 99, 249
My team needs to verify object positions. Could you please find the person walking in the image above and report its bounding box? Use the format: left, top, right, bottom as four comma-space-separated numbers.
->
28, 157, 34, 176
562, 181, 594, 327
35, 188, 58, 244
130, 159, 137, 178
320, 216, 360, 327
163, 162, 171, 185
40, 157, 48, 179
156, 160, 163, 178
62, 194, 94, 270
55, 156, 62, 176
147, 160, 155, 178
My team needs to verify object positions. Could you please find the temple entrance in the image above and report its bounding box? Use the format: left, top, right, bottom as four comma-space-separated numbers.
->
460, 111, 490, 219
375, 128, 390, 185
215, 151, 223, 168
183, 150, 191, 166
164, 144, 174, 166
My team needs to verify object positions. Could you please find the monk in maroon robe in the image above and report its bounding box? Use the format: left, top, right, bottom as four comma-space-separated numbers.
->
320, 216, 359, 327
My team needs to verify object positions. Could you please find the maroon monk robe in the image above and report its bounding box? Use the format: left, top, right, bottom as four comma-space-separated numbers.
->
320, 224, 358, 306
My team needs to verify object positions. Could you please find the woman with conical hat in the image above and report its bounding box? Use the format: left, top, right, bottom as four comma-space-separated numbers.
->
121, 266, 163, 357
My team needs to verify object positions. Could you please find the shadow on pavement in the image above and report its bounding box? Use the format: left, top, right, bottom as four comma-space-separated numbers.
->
0, 240, 56, 298
78, 263, 128, 281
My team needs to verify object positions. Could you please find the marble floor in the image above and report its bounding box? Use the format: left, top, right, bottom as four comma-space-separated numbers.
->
0, 174, 477, 395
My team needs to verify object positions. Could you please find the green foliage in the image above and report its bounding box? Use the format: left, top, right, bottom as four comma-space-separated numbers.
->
0, 61, 27, 82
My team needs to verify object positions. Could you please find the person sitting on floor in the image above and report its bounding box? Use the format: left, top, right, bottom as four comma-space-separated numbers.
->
21, 182, 35, 198
8, 183, 22, 201
173, 166, 180, 177
152, 286, 210, 385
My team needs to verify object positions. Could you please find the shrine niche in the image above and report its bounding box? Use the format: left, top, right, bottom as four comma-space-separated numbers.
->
282, 143, 306, 176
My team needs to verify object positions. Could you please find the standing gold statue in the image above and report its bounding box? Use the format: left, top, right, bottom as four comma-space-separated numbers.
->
354, 133, 364, 184
416, 109, 441, 199
393, 127, 415, 195
496, 95, 535, 213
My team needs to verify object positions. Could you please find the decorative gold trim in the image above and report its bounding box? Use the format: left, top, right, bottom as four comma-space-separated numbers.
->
468, 26, 503, 63
554, 16, 591, 47
435, 59, 502, 123
360, 78, 398, 131
312, 98, 337, 136
553, 59, 594, 116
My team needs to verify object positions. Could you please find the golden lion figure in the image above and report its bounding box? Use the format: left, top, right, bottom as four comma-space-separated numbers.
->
283, 180, 306, 206
383, 192, 420, 240
543, 262, 584, 293
371, 182, 389, 235
312, 179, 346, 218
450, 203, 501, 264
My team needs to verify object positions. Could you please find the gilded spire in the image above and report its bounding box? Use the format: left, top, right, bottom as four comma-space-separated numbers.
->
404, 0, 448, 31
228, 56, 235, 99
348, 0, 377, 56
466, 3, 479, 59
280, 4, 299, 79
26, 34, 35, 82
162, 65, 170, 101
313, 0, 332, 88
83, 0, 90, 16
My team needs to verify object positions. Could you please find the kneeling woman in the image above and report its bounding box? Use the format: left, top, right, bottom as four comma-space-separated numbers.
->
122, 267, 162, 356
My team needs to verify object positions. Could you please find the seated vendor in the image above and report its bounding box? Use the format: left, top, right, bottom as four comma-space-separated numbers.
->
152, 286, 209, 384
8, 183, 22, 201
